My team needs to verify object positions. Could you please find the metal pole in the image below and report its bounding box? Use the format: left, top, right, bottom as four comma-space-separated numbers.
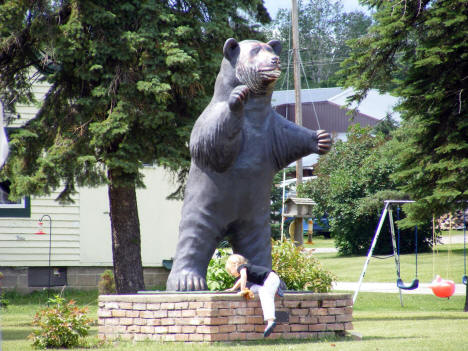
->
464, 209, 468, 312
353, 202, 390, 303
388, 207, 404, 307
39, 215, 52, 303
280, 169, 286, 241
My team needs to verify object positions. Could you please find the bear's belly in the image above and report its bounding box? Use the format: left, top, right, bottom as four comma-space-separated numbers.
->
183, 159, 273, 221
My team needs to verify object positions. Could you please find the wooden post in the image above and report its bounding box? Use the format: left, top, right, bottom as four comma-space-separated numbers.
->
307, 218, 314, 244
291, 0, 303, 246
291, 0, 303, 186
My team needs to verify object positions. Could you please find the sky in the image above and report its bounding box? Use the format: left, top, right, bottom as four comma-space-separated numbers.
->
263, 0, 369, 19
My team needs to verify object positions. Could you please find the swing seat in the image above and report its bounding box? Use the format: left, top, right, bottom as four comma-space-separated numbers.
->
462, 275, 467, 285
429, 275, 455, 298
396, 278, 419, 290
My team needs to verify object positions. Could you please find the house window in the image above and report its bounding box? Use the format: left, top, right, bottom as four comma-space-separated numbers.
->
0, 180, 30, 217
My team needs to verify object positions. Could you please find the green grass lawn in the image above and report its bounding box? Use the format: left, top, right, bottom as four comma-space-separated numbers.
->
308, 235, 467, 286
318, 245, 466, 284
303, 236, 336, 248
1, 235, 467, 351
2, 291, 467, 351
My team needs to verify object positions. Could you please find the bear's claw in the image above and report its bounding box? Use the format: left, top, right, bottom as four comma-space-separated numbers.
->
228, 85, 249, 111
166, 271, 208, 291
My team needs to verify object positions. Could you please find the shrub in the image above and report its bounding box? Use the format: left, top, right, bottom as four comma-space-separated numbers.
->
0, 293, 8, 309
206, 248, 237, 291
29, 295, 92, 349
98, 269, 116, 295
297, 125, 433, 255
0, 271, 7, 309
272, 239, 335, 292
207, 242, 335, 292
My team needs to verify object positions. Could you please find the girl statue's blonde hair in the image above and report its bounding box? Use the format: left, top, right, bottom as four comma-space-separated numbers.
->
225, 254, 248, 272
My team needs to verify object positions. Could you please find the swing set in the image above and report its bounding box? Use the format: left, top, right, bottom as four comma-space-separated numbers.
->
353, 200, 468, 306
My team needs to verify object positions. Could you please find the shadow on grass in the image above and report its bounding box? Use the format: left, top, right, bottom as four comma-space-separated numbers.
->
356, 315, 468, 322
213, 334, 418, 347
361, 335, 418, 341
2, 327, 31, 341
447, 248, 467, 256
3, 327, 98, 342
3, 289, 99, 306
212, 335, 354, 347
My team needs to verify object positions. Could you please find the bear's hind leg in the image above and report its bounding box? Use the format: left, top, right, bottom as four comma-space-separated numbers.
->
231, 218, 272, 269
166, 217, 223, 291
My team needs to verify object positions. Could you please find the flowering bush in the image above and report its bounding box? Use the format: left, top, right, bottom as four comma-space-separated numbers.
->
272, 239, 335, 292
29, 295, 92, 349
207, 241, 335, 293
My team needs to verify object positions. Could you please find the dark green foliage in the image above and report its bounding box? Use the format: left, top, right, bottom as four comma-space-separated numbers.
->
0, 0, 270, 201
207, 241, 336, 292
372, 113, 399, 138
340, 0, 468, 223
297, 125, 432, 255
206, 248, 236, 291
0, 295, 9, 309
0, 1, 270, 292
267, 0, 372, 89
98, 269, 116, 295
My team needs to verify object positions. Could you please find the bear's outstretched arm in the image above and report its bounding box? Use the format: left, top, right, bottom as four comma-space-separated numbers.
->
271, 112, 331, 170
190, 86, 249, 173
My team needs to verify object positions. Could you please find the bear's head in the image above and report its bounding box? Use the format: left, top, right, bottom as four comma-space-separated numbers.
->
222, 38, 282, 96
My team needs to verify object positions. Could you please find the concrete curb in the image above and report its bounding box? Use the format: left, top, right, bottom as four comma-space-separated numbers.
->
333, 281, 466, 295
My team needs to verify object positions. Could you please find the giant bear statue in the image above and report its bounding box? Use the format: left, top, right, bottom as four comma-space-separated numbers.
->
166, 38, 331, 291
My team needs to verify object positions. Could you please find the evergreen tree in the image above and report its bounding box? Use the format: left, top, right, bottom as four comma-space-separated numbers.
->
0, 0, 269, 293
340, 0, 468, 224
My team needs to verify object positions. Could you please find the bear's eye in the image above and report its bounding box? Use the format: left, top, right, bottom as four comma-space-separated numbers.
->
250, 46, 261, 56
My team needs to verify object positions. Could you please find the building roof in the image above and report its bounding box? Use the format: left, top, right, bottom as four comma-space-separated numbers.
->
271, 87, 343, 106
272, 87, 400, 121
274, 101, 380, 133
327, 88, 400, 121
272, 87, 400, 168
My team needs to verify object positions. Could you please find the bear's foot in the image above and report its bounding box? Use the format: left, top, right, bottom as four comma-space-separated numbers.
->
166, 270, 208, 291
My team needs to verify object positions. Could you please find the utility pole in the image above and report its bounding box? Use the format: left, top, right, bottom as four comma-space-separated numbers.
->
291, 0, 303, 246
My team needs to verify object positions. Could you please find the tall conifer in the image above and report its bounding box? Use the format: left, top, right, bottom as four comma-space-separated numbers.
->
0, 0, 269, 292
340, 0, 468, 223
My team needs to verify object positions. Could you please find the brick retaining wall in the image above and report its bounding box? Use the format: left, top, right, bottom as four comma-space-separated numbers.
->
98, 292, 353, 342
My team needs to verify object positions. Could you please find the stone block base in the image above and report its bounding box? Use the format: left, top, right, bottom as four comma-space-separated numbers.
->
98, 292, 353, 342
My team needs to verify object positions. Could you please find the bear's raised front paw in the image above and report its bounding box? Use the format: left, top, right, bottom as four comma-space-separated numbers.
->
316, 129, 332, 154
166, 271, 208, 291
228, 85, 249, 111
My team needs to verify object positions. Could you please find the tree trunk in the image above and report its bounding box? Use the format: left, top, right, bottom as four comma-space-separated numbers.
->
108, 169, 145, 293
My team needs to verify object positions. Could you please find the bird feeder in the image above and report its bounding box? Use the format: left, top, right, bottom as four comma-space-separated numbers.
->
283, 197, 316, 218
283, 197, 316, 245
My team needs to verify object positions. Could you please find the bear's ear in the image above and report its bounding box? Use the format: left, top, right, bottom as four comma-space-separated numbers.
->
223, 38, 239, 61
267, 40, 282, 56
